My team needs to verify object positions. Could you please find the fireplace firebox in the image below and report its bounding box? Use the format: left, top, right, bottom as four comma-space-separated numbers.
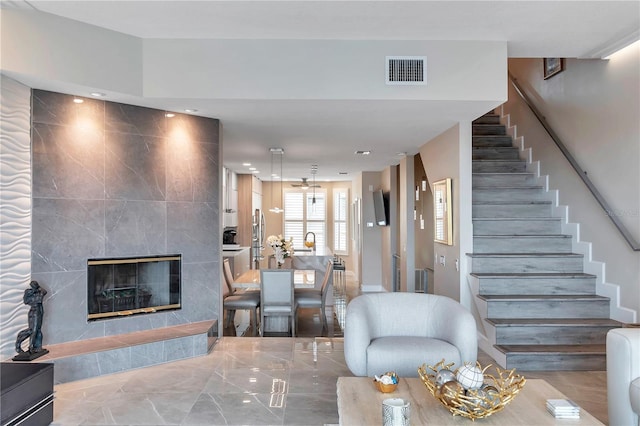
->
87, 255, 181, 321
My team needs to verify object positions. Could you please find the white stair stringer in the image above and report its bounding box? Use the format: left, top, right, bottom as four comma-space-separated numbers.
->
499, 110, 634, 324
467, 273, 506, 367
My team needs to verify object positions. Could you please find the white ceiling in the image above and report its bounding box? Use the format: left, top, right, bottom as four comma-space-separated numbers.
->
7, 0, 640, 181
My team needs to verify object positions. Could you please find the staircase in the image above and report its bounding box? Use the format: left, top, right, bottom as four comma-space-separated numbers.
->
469, 111, 621, 371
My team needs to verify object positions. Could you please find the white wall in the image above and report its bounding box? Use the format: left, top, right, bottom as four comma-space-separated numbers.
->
1, 9, 142, 95
507, 48, 639, 319
419, 123, 474, 305
360, 172, 385, 290
0, 75, 32, 360
144, 39, 506, 101
2, 7, 508, 102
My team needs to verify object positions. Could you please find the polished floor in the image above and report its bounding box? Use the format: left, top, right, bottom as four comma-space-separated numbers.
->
52, 277, 609, 425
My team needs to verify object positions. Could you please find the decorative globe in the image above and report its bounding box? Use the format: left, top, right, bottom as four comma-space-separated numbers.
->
456, 364, 484, 390
435, 369, 456, 387
438, 380, 464, 405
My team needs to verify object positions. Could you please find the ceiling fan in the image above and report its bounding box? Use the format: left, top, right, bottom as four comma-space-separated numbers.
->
291, 177, 321, 189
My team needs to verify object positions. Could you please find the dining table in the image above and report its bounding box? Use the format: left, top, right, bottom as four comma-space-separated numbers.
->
232, 268, 317, 290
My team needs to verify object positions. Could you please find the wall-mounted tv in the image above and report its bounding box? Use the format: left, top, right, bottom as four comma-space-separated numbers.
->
373, 189, 389, 226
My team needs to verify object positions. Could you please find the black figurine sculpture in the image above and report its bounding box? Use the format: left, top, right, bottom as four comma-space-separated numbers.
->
13, 280, 49, 361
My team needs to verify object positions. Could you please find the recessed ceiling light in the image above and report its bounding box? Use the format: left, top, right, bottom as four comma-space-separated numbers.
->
252, 170, 260, 174
249, 167, 256, 171
242, 162, 251, 167
355, 150, 371, 155
165, 113, 175, 118
90, 92, 106, 97
184, 108, 198, 113
73, 98, 84, 104
396, 152, 407, 156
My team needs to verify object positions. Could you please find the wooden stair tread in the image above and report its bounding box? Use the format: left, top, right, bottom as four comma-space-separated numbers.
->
472, 217, 558, 222
474, 234, 572, 239
468, 253, 582, 258
471, 272, 596, 278
473, 200, 552, 205
487, 318, 621, 326
473, 185, 543, 189
473, 172, 533, 176
478, 294, 609, 301
496, 344, 606, 354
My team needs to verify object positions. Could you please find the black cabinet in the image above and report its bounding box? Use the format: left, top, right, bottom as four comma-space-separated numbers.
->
1, 362, 54, 426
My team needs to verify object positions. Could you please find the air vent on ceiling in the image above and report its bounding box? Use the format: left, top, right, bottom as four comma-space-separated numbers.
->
385, 56, 426, 86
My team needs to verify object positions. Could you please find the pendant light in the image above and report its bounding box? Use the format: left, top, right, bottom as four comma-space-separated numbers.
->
269, 148, 284, 214
311, 164, 318, 212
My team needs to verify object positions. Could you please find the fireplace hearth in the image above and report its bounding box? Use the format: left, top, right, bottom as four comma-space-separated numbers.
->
87, 255, 181, 321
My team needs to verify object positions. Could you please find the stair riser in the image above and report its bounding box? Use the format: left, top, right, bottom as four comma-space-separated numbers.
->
473, 149, 520, 160
473, 220, 561, 235
486, 299, 609, 319
472, 136, 513, 147
472, 256, 583, 273
473, 237, 572, 253
473, 125, 506, 135
473, 161, 527, 173
478, 277, 596, 295
473, 188, 546, 202
473, 115, 501, 125
473, 203, 552, 218
504, 353, 606, 371
473, 174, 536, 187
494, 326, 614, 345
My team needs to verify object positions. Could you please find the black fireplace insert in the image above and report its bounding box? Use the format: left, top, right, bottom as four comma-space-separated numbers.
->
87, 255, 181, 321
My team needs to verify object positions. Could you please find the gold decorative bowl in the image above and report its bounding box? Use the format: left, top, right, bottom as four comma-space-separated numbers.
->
418, 359, 526, 420
374, 380, 399, 393
374, 371, 399, 393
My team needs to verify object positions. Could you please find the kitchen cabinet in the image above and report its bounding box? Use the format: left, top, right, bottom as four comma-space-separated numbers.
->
237, 175, 262, 247
223, 167, 239, 227
222, 247, 250, 278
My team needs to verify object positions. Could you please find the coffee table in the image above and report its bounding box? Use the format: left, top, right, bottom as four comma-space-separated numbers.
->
336, 377, 604, 425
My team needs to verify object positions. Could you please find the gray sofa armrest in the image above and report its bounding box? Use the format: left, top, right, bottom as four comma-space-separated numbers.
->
607, 328, 640, 426
431, 297, 478, 366
344, 297, 373, 376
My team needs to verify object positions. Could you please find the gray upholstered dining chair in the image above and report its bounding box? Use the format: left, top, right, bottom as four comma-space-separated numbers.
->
222, 258, 260, 336
260, 269, 295, 337
294, 260, 333, 333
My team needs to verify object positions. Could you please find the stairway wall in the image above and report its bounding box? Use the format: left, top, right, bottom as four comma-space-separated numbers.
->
506, 57, 639, 321
419, 123, 474, 306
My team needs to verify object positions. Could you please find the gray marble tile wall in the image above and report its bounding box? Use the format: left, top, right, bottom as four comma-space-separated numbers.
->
31, 89, 221, 345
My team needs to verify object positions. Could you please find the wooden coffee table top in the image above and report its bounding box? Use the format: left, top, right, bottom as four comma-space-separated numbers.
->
336, 377, 604, 425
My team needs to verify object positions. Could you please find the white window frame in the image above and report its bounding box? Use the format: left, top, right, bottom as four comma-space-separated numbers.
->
283, 188, 327, 251
333, 188, 349, 255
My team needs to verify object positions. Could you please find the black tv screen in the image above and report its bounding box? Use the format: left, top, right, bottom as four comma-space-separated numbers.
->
373, 189, 388, 226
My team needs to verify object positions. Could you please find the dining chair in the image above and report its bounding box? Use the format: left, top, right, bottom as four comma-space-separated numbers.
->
222, 258, 260, 336
260, 269, 295, 337
294, 260, 333, 333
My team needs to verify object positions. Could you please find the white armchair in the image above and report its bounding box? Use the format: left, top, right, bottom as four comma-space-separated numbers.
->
344, 292, 477, 378
607, 327, 640, 426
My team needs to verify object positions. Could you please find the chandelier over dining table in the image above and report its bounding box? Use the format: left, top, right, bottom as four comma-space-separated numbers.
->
269, 147, 284, 214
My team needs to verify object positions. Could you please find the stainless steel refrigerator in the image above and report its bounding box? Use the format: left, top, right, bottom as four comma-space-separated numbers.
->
251, 209, 265, 269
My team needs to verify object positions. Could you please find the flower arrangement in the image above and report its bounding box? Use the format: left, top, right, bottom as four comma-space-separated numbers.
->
266, 235, 294, 267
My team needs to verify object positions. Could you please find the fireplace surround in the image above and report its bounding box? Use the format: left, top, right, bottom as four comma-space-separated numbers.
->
87, 255, 181, 321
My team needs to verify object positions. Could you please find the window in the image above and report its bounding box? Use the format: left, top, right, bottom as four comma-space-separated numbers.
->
333, 188, 349, 255
284, 189, 326, 251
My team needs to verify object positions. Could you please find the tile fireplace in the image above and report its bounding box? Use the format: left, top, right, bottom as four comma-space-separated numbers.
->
87, 255, 181, 321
